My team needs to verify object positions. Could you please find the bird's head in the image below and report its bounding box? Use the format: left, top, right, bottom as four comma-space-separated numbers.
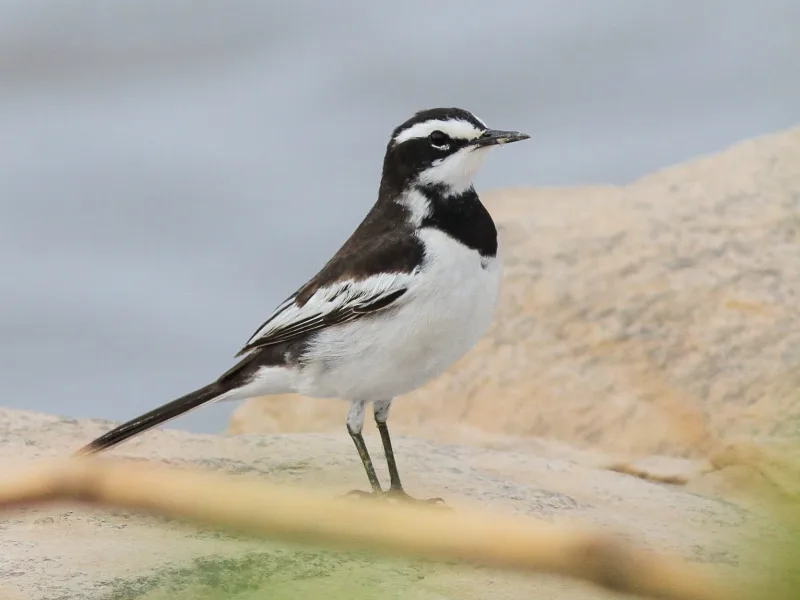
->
382, 107, 529, 196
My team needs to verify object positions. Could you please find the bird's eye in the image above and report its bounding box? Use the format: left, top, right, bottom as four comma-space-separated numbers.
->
429, 130, 449, 146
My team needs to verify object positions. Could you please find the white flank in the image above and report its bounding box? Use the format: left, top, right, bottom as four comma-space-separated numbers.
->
296, 228, 503, 401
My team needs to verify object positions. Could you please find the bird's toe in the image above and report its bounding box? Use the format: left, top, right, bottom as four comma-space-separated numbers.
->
385, 488, 452, 509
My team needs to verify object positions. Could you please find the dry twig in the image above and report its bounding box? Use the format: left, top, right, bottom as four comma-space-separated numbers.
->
0, 457, 744, 600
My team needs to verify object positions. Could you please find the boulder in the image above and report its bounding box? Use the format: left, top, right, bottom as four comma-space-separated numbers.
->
0, 407, 793, 600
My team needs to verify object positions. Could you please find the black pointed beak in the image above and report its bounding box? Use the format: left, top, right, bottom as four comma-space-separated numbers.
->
471, 128, 530, 147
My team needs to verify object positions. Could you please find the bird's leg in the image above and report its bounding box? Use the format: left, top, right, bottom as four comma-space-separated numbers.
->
344, 400, 382, 495
372, 399, 403, 492
373, 399, 446, 506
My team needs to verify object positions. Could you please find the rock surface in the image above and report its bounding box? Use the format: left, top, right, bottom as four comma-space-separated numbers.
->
0, 407, 792, 600
5, 128, 800, 599
229, 126, 800, 460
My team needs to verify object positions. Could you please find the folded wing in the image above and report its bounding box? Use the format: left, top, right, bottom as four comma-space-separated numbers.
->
235, 232, 424, 357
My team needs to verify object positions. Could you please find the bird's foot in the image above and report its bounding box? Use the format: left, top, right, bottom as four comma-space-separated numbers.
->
343, 487, 449, 508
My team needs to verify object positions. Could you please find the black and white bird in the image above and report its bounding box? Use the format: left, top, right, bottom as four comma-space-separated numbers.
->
75, 107, 529, 505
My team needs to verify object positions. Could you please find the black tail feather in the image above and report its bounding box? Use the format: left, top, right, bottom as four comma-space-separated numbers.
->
74, 381, 226, 456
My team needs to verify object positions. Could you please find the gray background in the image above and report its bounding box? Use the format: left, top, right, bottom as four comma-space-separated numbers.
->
1, 0, 799, 435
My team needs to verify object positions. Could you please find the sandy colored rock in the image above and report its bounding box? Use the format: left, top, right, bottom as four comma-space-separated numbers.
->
2, 406, 795, 600
683, 437, 800, 506
229, 126, 800, 460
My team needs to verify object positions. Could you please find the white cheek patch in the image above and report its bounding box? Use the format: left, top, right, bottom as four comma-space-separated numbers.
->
417, 146, 490, 195
394, 119, 483, 145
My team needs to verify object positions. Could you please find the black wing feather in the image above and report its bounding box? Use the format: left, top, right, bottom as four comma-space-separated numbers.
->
235, 231, 424, 357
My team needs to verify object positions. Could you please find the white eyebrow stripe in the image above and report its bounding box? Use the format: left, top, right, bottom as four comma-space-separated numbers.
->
393, 119, 484, 145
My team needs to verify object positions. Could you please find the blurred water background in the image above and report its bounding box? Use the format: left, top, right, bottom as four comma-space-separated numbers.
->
1, 0, 799, 434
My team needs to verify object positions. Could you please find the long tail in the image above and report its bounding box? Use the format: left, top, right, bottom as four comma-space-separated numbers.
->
73, 381, 231, 456
73, 345, 287, 457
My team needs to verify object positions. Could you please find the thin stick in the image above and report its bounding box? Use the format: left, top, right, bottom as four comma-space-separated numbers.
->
0, 457, 742, 600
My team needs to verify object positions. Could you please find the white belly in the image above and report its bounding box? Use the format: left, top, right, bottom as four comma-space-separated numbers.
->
296, 228, 503, 400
